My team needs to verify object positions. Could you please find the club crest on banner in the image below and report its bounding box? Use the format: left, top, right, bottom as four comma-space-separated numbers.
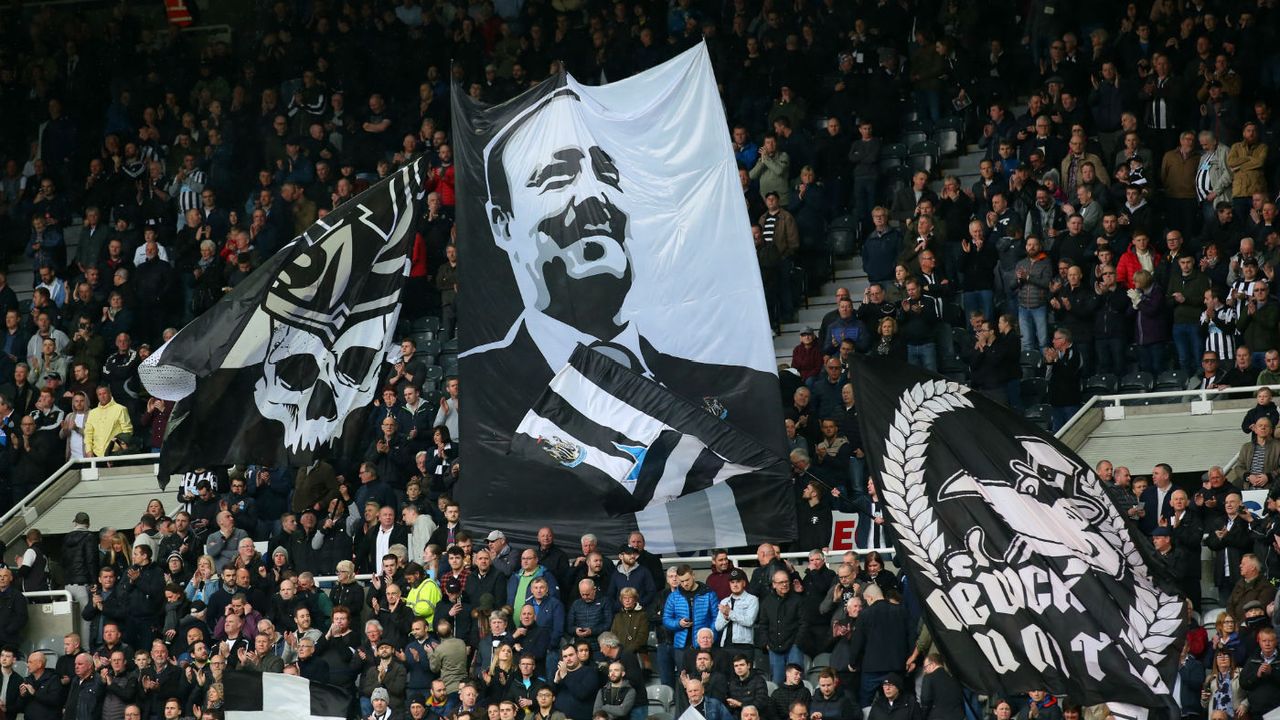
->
879, 379, 1181, 694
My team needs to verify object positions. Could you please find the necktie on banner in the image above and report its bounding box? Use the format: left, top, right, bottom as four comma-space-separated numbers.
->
509, 345, 793, 554
850, 356, 1183, 715
140, 159, 427, 479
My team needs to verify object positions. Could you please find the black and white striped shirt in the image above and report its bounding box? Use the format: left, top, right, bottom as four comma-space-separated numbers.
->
1202, 305, 1238, 359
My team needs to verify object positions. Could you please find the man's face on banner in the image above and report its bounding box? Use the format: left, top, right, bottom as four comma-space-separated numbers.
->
487, 94, 634, 338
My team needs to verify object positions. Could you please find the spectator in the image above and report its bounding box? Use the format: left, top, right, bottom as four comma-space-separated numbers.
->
83, 386, 132, 458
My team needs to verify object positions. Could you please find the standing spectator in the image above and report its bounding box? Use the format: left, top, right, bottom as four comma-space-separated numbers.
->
758, 569, 804, 686
1014, 237, 1054, 351
1228, 122, 1269, 220
760, 192, 800, 325
83, 386, 131, 458
0, 568, 26, 650
749, 136, 791, 206
662, 565, 718, 664
1044, 329, 1083, 431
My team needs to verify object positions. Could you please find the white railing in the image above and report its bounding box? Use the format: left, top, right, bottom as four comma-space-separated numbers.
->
0, 453, 160, 528
22, 590, 72, 603
1056, 383, 1275, 438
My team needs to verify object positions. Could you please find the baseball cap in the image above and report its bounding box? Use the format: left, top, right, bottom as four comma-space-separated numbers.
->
444, 577, 463, 594
410, 696, 426, 708
74, 512, 90, 525
618, 545, 639, 556
486, 530, 505, 542
727, 568, 748, 582
800, 328, 815, 336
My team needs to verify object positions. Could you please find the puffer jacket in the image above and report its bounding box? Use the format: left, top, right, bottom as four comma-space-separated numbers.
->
662, 581, 718, 648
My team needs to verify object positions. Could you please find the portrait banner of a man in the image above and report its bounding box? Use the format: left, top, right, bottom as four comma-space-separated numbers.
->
454, 44, 790, 550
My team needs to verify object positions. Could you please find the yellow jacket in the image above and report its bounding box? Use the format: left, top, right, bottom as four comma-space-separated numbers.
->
84, 399, 133, 456
406, 577, 442, 624
1228, 140, 1269, 197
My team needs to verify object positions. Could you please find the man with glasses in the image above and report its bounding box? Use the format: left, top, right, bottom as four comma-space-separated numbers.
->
1189, 351, 1229, 390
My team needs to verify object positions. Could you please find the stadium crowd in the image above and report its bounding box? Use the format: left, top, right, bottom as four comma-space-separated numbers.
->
2, 0, 1280, 719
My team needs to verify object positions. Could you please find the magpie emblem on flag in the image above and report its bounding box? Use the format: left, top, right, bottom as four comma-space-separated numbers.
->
536, 436, 586, 467
852, 357, 1183, 717
508, 345, 794, 553
702, 396, 728, 419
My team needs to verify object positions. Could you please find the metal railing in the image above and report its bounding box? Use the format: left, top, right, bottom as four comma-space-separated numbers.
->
0, 453, 160, 529
22, 590, 72, 604
1056, 382, 1274, 438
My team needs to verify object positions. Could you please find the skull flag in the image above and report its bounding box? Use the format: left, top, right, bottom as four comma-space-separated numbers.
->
140, 159, 426, 478
850, 356, 1183, 715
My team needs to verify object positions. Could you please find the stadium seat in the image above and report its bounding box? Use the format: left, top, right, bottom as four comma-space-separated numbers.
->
826, 214, 858, 259
1020, 377, 1047, 405
417, 338, 442, 358
879, 166, 914, 204
810, 652, 833, 670
766, 680, 779, 695
901, 120, 931, 148
442, 356, 459, 377
424, 365, 445, 387
1020, 350, 1043, 376
933, 126, 961, 156
411, 316, 441, 335
907, 141, 940, 177
1023, 404, 1052, 430
878, 143, 908, 173
647, 685, 674, 714
1083, 373, 1118, 399
1155, 369, 1187, 392
1118, 371, 1154, 394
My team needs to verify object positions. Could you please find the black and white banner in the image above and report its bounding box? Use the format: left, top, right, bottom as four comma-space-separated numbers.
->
140, 159, 426, 477
851, 357, 1182, 714
454, 44, 788, 548
511, 346, 793, 553
223, 670, 347, 720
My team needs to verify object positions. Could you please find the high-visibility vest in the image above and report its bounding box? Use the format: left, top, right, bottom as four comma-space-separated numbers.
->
165, 0, 194, 27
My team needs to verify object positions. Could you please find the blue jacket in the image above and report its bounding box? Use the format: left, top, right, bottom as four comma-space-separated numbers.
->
662, 582, 718, 649
608, 564, 657, 610
692, 698, 734, 720
507, 567, 560, 608
528, 594, 566, 645
861, 227, 902, 284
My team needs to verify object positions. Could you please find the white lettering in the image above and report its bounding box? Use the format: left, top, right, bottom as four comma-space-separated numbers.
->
1071, 631, 1109, 681
973, 630, 1021, 674
948, 583, 991, 626
1018, 565, 1053, 613
979, 567, 1024, 614
1022, 625, 1068, 676
926, 588, 964, 632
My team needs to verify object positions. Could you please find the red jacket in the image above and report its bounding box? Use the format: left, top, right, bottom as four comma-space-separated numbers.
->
429, 164, 456, 207
1116, 248, 1164, 289
791, 342, 825, 379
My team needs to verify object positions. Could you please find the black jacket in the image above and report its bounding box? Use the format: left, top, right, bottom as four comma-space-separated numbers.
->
1242, 652, 1280, 716
62, 528, 99, 586
867, 694, 922, 720
21, 669, 65, 720
848, 600, 911, 674
1045, 344, 1083, 406
757, 591, 803, 652
0, 586, 28, 649
919, 667, 965, 720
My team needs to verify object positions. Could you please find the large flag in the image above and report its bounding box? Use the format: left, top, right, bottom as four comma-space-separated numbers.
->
140, 159, 427, 477
851, 357, 1182, 714
511, 345, 793, 553
223, 670, 347, 720
452, 43, 789, 547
